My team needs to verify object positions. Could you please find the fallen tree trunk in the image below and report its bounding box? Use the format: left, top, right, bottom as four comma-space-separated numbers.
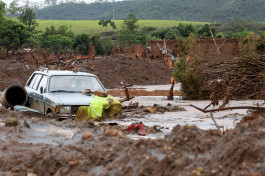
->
190, 104, 265, 113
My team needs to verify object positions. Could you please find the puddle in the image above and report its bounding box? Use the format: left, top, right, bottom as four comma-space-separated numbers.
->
90, 165, 104, 174
150, 149, 166, 161
18, 123, 79, 145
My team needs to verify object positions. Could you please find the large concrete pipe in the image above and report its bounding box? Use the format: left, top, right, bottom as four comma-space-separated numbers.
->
1, 85, 28, 108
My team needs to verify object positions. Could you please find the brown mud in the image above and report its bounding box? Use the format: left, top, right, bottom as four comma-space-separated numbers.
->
0, 105, 265, 176
0, 55, 172, 91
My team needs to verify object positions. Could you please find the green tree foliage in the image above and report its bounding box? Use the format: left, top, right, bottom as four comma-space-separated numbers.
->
216, 32, 225, 39
165, 30, 177, 40
41, 34, 73, 54
174, 57, 209, 99
0, 1, 5, 20
43, 25, 57, 37
102, 37, 113, 55
219, 20, 265, 34
122, 13, 138, 32
7, 1, 22, 15
98, 19, 116, 29
177, 33, 196, 57
73, 33, 90, 55
136, 27, 158, 45
173, 33, 209, 99
17, 6, 38, 32
116, 29, 139, 46
90, 33, 104, 55
197, 24, 216, 38
57, 25, 74, 38
0, 20, 30, 56
116, 13, 139, 46
177, 23, 196, 38
41, 25, 74, 54
233, 30, 250, 38
151, 28, 172, 40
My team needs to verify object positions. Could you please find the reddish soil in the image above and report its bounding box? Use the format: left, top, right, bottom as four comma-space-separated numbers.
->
0, 106, 265, 176
108, 89, 181, 97
0, 54, 172, 91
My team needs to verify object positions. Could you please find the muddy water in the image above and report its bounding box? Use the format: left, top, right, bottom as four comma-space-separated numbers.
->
106, 96, 264, 139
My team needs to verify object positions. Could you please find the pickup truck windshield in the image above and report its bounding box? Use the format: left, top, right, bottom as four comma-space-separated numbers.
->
49, 75, 105, 93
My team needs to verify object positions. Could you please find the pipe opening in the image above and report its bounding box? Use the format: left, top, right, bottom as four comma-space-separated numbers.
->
3, 86, 27, 108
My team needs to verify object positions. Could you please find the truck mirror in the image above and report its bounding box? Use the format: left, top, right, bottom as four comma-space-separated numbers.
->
40, 87, 43, 94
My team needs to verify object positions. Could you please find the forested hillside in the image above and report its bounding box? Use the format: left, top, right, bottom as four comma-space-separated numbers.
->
35, 0, 265, 22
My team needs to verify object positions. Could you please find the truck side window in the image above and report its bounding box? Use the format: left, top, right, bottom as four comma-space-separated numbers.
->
33, 74, 43, 90
28, 74, 37, 88
38, 76, 48, 93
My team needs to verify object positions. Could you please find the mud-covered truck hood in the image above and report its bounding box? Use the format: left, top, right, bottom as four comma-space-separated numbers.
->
45, 93, 94, 106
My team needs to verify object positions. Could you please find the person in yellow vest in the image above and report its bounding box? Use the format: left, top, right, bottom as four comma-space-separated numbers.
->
75, 90, 122, 121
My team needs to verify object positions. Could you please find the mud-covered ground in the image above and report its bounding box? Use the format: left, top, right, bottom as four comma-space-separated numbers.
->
0, 104, 265, 176
0, 55, 172, 91
1, 54, 265, 176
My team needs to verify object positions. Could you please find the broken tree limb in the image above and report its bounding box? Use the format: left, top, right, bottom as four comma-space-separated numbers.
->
210, 30, 220, 55
217, 38, 228, 51
119, 84, 135, 103
204, 102, 212, 110
210, 112, 223, 136
190, 104, 265, 113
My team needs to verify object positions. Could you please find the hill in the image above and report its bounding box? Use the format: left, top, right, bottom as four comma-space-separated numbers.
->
34, 0, 265, 23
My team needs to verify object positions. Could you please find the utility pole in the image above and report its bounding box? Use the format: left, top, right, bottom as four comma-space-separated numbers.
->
112, 5, 115, 20
112, 0, 115, 20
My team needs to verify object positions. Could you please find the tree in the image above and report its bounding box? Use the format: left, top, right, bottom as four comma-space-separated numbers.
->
115, 29, 139, 46
197, 24, 216, 38
122, 13, 138, 32
177, 23, 196, 38
17, 6, 38, 32
98, 19, 116, 29
216, 32, 225, 39
0, 1, 5, 20
7, 0, 22, 15
57, 25, 74, 38
173, 33, 209, 99
102, 37, 113, 55
0, 20, 30, 56
43, 25, 57, 37
89, 33, 104, 55
151, 28, 171, 40
73, 33, 90, 55
41, 34, 73, 54
165, 30, 177, 40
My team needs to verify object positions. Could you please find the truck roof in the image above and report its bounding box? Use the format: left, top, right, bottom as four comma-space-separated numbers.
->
34, 68, 96, 77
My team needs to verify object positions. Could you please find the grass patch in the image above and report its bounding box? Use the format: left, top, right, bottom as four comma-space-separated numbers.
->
36, 19, 209, 34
